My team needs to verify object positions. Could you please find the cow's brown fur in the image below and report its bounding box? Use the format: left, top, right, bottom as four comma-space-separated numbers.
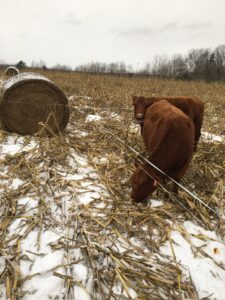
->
132, 95, 204, 151
131, 100, 195, 203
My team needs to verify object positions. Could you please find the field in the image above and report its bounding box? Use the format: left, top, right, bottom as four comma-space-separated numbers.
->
0, 69, 225, 300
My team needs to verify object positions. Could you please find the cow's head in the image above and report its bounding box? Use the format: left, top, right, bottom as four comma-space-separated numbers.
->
132, 96, 151, 122
131, 163, 159, 203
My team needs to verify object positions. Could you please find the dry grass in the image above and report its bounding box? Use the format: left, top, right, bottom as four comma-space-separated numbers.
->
0, 69, 224, 299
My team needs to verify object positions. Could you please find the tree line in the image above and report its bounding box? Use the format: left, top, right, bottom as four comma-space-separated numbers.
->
75, 44, 225, 82
1, 44, 225, 82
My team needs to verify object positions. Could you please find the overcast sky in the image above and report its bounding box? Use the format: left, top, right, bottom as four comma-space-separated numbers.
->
1, 0, 225, 69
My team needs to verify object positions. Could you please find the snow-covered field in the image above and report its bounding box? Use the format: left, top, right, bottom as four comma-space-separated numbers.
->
0, 88, 225, 299
160, 222, 225, 299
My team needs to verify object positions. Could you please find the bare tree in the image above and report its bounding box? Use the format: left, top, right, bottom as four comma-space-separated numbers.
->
53, 63, 72, 71
186, 48, 210, 79
214, 44, 225, 80
170, 54, 188, 79
138, 63, 151, 75
151, 55, 171, 77
74, 44, 225, 81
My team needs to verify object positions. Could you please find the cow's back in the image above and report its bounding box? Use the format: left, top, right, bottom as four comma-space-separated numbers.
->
148, 96, 203, 119
135, 95, 203, 150
142, 100, 195, 175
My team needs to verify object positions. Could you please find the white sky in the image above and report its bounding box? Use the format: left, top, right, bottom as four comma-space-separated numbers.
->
1, 0, 225, 69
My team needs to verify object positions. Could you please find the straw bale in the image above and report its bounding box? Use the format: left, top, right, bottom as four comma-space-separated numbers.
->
0, 72, 69, 135
5, 66, 19, 77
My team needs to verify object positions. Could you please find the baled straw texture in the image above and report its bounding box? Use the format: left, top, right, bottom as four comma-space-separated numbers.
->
0, 73, 69, 135
5, 66, 19, 77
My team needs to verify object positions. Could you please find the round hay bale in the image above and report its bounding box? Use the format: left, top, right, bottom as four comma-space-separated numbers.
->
0, 72, 69, 135
5, 66, 19, 77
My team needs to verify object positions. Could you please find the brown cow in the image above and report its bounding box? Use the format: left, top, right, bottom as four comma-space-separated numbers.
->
132, 95, 204, 151
131, 99, 195, 203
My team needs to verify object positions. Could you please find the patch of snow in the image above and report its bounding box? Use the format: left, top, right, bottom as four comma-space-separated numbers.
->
160, 221, 225, 299
69, 151, 88, 166
68, 95, 75, 101
109, 112, 122, 120
18, 197, 37, 210
11, 178, 24, 189
73, 264, 88, 283
77, 191, 101, 204
93, 157, 109, 165
1, 143, 23, 155
74, 286, 91, 300
21, 273, 64, 300
0, 135, 37, 156
69, 95, 92, 100
129, 123, 140, 134
149, 199, 164, 207
88, 172, 99, 179
58, 172, 85, 181
73, 130, 89, 137
18, 229, 65, 299
201, 131, 225, 143
0, 285, 6, 300
86, 114, 102, 122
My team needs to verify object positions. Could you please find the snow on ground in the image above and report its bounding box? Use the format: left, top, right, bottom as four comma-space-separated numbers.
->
0, 131, 142, 299
85, 114, 102, 122
160, 221, 225, 300
85, 112, 123, 123
0, 135, 37, 156
68, 95, 92, 101
0, 133, 109, 299
201, 131, 225, 143
0, 107, 225, 299
129, 123, 140, 134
